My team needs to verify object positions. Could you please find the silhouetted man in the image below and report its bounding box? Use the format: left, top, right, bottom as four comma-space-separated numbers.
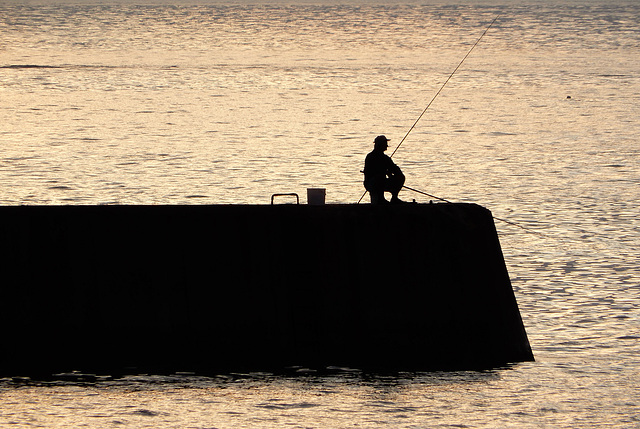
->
363, 135, 405, 204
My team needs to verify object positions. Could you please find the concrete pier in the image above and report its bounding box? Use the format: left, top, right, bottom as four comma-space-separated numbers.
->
0, 203, 533, 375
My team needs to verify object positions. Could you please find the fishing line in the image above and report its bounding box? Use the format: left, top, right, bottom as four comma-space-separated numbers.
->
357, 13, 501, 204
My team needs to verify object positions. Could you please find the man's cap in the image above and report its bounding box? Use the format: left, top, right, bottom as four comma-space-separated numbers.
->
374, 135, 390, 145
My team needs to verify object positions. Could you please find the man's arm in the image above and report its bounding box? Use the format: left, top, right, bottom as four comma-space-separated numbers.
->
387, 157, 402, 176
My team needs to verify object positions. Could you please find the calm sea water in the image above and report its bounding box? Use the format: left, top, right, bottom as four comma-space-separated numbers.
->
1, 0, 639, 427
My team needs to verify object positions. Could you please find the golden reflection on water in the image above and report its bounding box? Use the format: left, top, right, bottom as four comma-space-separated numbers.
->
1, 2, 639, 427
1, 365, 637, 428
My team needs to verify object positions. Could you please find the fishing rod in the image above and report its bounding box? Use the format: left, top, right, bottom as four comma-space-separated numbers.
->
402, 185, 451, 203
357, 13, 501, 204
389, 13, 501, 159
402, 185, 552, 239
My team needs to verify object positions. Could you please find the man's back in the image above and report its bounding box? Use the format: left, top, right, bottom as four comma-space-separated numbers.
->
364, 150, 391, 182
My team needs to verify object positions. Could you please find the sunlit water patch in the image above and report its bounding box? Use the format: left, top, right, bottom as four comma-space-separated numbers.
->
0, 1, 639, 427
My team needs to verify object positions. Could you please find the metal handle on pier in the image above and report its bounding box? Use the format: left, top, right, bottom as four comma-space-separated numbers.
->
271, 193, 299, 205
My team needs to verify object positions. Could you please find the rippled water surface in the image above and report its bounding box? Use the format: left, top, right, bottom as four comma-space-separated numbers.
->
1, 1, 639, 427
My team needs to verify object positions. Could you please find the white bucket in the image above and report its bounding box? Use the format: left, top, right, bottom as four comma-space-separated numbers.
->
307, 188, 326, 205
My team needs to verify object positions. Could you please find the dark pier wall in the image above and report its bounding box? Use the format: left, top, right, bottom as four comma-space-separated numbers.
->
0, 203, 533, 375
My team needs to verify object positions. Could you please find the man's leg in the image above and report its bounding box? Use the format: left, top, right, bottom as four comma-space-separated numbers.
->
389, 173, 405, 202
369, 189, 387, 204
